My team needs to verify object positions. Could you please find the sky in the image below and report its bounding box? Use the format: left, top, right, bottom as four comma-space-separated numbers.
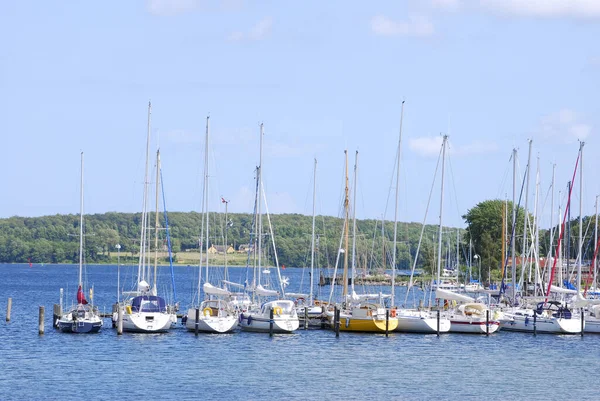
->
1, 0, 599, 229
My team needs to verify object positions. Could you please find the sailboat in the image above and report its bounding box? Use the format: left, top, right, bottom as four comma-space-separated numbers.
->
327, 150, 399, 333
389, 104, 450, 333
184, 116, 238, 334
499, 143, 583, 334
432, 136, 500, 334
238, 123, 299, 333
57, 152, 103, 334
117, 102, 177, 333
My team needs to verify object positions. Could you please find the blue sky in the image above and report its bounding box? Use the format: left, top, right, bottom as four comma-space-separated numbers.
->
1, 0, 599, 228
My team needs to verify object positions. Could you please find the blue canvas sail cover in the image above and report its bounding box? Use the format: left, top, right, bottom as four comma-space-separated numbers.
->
131, 296, 167, 313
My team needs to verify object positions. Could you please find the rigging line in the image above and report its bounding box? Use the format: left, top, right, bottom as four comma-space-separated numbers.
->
406, 143, 443, 307
545, 151, 580, 302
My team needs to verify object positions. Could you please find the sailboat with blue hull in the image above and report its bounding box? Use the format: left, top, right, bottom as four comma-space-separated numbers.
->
57, 152, 103, 334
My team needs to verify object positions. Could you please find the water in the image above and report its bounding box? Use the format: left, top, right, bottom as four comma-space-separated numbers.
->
1, 263, 598, 400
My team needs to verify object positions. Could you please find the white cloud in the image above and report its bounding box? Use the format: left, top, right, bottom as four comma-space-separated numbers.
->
228, 16, 273, 41
370, 15, 435, 37
409, 136, 444, 156
425, 0, 600, 19
146, 0, 201, 16
479, 0, 600, 19
538, 109, 592, 143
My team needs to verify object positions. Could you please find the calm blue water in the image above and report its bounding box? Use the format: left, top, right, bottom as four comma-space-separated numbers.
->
1, 263, 598, 401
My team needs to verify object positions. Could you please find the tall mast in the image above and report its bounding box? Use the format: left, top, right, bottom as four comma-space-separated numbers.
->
549, 164, 556, 269
577, 142, 584, 293
342, 150, 350, 299
522, 139, 532, 292
533, 155, 540, 296
79, 152, 84, 288
558, 191, 563, 287
205, 116, 210, 287
153, 149, 161, 293
391, 100, 404, 306
436, 136, 448, 288
138, 101, 152, 286
223, 198, 229, 282
309, 158, 317, 304
595, 195, 599, 290
511, 148, 517, 304
350, 151, 359, 295
257, 123, 264, 286
501, 198, 506, 280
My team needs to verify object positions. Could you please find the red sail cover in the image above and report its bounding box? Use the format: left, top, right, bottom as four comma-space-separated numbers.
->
77, 285, 88, 304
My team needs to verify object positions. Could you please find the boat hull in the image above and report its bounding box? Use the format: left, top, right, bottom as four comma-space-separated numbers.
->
584, 317, 600, 333
238, 312, 299, 333
121, 311, 176, 333
500, 315, 582, 334
328, 312, 399, 333
185, 308, 238, 333
449, 317, 500, 334
395, 311, 450, 333
57, 318, 102, 333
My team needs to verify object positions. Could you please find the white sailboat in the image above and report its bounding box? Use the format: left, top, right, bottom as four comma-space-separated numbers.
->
500, 143, 583, 334
57, 152, 103, 334
117, 102, 176, 333
238, 123, 299, 333
185, 116, 238, 334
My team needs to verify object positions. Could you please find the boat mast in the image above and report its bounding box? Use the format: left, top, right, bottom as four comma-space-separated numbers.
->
350, 151, 358, 296
549, 163, 555, 290
138, 101, 152, 287
595, 195, 599, 290
577, 141, 584, 293
153, 149, 160, 294
501, 198, 506, 280
257, 123, 264, 287
309, 158, 317, 305
342, 150, 350, 299
522, 139, 532, 293
79, 152, 84, 289
223, 198, 229, 282
205, 116, 210, 288
391, 100, 404, 306
511, 148, 517, 305
534, 155, 540, 296
436, 136, 448, 294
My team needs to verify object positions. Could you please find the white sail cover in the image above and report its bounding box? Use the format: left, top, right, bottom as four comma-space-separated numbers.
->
203, 282, 231, 296
435, 288, 474, 303
285, 292, 308, 298
222, 280, 246, 289
255, 284, 279, 297
550, 285, 578, 294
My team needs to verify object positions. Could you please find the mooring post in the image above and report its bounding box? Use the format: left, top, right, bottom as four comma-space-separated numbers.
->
195, 307, 200, 336
320, 305, 326, 329
486, 309, 490, 336
6, 298, 12, 322
533, 311, 537, 336
334, 306, 340, 338
112, 304, 118, 328
385, 309, 389, 338
581, 308, 584, 337
269, 307, 274, 337
436, 309, 440, 337
304, 306, 308, 330
53, 304, 61, 328
117, 305, 123, 335
38, 306, 44, 335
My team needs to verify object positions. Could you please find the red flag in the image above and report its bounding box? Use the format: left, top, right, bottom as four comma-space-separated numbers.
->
77, 285, 88, 305
221, 197, 227, 203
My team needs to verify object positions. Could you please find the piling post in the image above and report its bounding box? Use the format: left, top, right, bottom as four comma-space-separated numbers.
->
269, 307, 274, 337
581, 308, 584, 337
38, 306, 45, 335
304, 306, 308, 330
117, 305, 123, 335
112, 304, 118, 328
436, 309, 440, 337
486, 309, 489, 336
334, 306, 340, 337
195, 307, 200, 336
53, 304, 61, 328
6, 298, 12, 322
533, 312, 537, 336
385, 309, 389, 338
320, 305, 326, 329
